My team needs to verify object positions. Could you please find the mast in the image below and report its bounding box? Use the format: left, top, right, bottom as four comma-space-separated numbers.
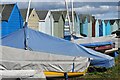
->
24, 0, 32, 50
25, 0, 32, 26
65, 0, 75, 41
71, 0, 75, 34
71, 0, 82, 38
64, 0, 72, 35
71, 0, 74, 40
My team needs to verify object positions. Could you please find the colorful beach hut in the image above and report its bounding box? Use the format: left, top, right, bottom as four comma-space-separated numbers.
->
105, 20, 111, 35
95, 19, 99, 37
1, 4, 23, 37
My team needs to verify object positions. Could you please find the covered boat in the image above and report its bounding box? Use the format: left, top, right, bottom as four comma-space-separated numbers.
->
80, 41, 113, 47
1, 27, 115, 68
1, 46, 90, 77
73, 35, 116, 52
73, 35, 115, 45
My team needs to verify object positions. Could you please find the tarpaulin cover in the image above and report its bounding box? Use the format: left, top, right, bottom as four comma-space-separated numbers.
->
80, 41, 113, 47
73, 34, 120, 48
73, 35, 115, 45
0, 70, 46, 79
1, 46, 90, 74
1, 27, 115, 68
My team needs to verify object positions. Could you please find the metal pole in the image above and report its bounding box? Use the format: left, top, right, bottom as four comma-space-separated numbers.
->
71, 0, 74, 41
64, 0, 72, 35
24, 0, 31, 50
25, 0, 31, 23
72, 0, 75, 33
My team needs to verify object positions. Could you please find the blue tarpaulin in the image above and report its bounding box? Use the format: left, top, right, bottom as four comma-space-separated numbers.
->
1, 27, 115, 68
80, 41, 113, 47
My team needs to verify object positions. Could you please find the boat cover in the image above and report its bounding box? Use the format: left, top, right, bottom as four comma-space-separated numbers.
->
73, 35, 115, 45
1, 27, 115, 68
80, 41, 113, 47
0, 46, 90, 74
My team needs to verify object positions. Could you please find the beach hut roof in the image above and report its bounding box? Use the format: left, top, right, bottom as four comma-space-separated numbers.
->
51, 10, 67, 22
1, 4, 15, 21
110, 20, 115, 25
92, 16, 96, 23
69, 11, 77, 22
104, 20, 109, 25
51, 11, 62, 22
36, 10, 48, 20
61, 10, 67, 20
98, 19, 102, 25
20, 8, 33, 21
78, 14, 93, 23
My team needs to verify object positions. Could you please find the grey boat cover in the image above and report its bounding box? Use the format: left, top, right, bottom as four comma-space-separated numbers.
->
73, 34, 119, 48
0, 46, 90, 74
73, 35, 116, 45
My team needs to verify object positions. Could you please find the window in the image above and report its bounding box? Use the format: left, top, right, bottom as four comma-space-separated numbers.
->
33, 14, 34, 17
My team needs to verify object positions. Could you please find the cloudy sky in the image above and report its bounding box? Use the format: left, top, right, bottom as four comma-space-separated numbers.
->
1, 0, 120, 20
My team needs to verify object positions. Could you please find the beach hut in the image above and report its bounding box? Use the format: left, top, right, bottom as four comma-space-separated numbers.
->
87, 16, 93, 37
98, 20, 102, 36
28, 9, 39, 30
110, 20, 119, 32
105, 20, 111, 35
118, 19, 120, 28
102, 20, 106, 36
38, 10, 54, 36
51, 11, 64, 38
1, 4, 23, 37
78, 14, 93, 37
104, 20, 108, 35
69, 11, 79, 35
78, 14, 86, 36
115, 19, 120, 29
95, 19, 99, 37
83, 17, 88, 36
74, 13, 80, 36
27, 9, 54, 36
78, 14, 83, 35
110, 20, 115, 32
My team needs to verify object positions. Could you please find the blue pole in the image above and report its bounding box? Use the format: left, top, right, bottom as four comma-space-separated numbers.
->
23, 22, 27, 50
72, 63, 75, 72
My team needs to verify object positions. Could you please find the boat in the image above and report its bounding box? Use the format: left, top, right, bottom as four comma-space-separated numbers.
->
1, 46, 90, 78
1, 27, 115, 68
73, 35, 116, 52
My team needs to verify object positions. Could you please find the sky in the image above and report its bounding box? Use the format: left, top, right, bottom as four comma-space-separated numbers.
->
0, 0, 120, 20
